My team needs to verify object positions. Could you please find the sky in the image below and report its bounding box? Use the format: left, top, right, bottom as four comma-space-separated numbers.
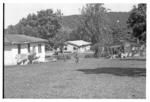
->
5, 3, 136, 28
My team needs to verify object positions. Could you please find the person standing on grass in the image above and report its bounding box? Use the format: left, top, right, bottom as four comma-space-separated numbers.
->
63, 52, 66, 62
74, 51, 79, 64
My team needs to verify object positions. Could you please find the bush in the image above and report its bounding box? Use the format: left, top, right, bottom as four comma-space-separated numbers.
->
56, 54, 71, 60
66, 55, 71, 59
84, 54, 94, 58
28, 53, 39, 64
84, 53, 110, 59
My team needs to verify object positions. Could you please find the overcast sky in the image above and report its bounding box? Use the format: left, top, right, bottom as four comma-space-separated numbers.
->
5, 3, 136, 28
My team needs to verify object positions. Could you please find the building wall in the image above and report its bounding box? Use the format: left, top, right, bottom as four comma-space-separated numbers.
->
4, 42, 46, 66
11, 45, 18, 65
4, 45, 15, 65
64, 44, 76, 53
64, 44, 91, 53
79, 45, 91, 53
21, 44, 28, 54
30, 43, 45, 62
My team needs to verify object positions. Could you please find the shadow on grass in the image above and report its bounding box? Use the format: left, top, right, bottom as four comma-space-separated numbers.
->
119, 58, 146, 61
77, 67, 146, 77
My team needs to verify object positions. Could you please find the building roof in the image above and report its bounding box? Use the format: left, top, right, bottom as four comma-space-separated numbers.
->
5, 34, 47, 44
66, 40, 91, 47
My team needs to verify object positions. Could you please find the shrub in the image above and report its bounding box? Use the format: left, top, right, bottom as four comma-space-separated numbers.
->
28, 53, 39, 64
84, 54, 94, 58
84, 53, 110, 59
56, 54, 71, 60
66, 55, 71, 59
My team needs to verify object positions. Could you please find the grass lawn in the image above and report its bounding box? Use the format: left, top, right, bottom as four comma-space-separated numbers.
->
4, 58, 146, 98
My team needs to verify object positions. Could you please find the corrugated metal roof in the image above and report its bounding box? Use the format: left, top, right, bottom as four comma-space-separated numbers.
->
4, 34, 47, 44
66, 40, 91, 47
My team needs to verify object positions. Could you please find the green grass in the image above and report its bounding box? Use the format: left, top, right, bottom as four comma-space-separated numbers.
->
4, 58, 146, 98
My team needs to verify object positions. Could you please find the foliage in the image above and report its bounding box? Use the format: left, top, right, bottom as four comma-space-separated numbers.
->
28, 53, 39, 64
52, 28, 71, 50
127, 4, 146, 43
90, 43, 105, 57
5, 5, 134, 54
69, 12, 131, 44
5, 9, 64, 48
84, 54, 94, 58
56, 54, 71, 60
69, 27, 90, 41
68, 12, 132, 45
78, 4, 113, 57
62, 15, 81, 30
80, 4, 113, 44
61, 12, 130, 31
5, 25, 18, 34
111, 22, 132, 43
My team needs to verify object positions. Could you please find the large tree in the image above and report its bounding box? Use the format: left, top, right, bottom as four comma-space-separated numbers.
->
5, 9, 63, 48
79, 4, 113, 57
127, 4, 146, 43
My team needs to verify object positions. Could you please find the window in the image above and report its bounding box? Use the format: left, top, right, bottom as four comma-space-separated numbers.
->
28, 43, 30, 53
64, 47, 67, 50
38, 44, 42, 53
18, 44, 21, 54
73, 47, 77, 50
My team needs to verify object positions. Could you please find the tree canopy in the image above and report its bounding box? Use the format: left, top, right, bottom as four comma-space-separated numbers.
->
80, 4, 113, 45
127, 4, 146, 43
5, 9, 64, 48
70, 4, 113, 57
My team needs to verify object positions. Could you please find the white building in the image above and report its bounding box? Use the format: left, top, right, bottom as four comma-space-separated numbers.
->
64, 40, 91, 53
4, 34, 47, 65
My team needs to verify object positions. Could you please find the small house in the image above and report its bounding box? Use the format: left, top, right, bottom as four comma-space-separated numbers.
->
64, 40, 91, 53
4, 34, 47, 65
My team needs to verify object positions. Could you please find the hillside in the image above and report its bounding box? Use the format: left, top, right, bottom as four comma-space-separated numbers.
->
62, 15, 81, 30
62, 12, 130, 30
107, 12, 130, 28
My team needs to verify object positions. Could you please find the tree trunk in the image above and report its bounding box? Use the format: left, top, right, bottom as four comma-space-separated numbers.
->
94, 46, 103, 58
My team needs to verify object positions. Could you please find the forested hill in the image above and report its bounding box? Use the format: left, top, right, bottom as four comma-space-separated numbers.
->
5, 12, 130, 33
62, 15, 81, 30
107, 12, 130, 28
62, 12, 130, 30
